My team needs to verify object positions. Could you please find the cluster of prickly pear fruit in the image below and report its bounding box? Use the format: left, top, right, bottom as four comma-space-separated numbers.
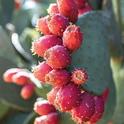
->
31, 0, 107, 124
2, 0, 109, 124
3, 68, 35, 100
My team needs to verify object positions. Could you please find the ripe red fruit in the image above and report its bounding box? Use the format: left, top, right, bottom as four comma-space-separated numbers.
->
33, 61, 52, 83
47, 3, 59, 15
47, 87, 60, 105
63, 25, 83, 52
57, 0, 78, 23
21, 83, 35, 100
34, 113, 59, 124
3, 68, 22, 83
71, 68, 88, 85
44, 45, 71, 69
15, 0, 21, 10
78, 5, 93, 16
102, 88, 109, 102
71, 92, 95, 123
12, 71, 30, 85
55, 83, 81, 111
74, 0, 87, 9
45, 69, 71, 87
32, 35, 62, 57
34, 100, 56, 115
36, 16, 51, 35
48, 14, 69, 36
89, 96, 104, 123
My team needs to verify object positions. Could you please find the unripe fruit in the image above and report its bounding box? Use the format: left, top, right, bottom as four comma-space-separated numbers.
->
12, 71, 30, 85
89, 96, 104, 123
55, 83, 81, 112
44, 45, 71, 69
34, 113, 59, 124
3, 68, 21, 83
36, 16, 51, 35
47, 87, 60, 105
71, 92, 95, 123
71, 68, 88, 85
45, 69, 71, 87
34, 100, 56, 115
33, 61, 52, 83
108, 120, 113, 124
32, 35, 62, 57
21, 83, 35, 100
57, 0, 78, 23
78, 5, 92, 16
48, 14, 69, 36
47, 3, 59, 15
63, 25, 83, 52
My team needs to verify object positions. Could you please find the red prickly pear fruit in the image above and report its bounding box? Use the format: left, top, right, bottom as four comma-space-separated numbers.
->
102, 88, 109, 102
15, 0, 21, 10
89, 96, 105, 123
48, 14, 69, 36
3, 68, 22, 83
34, 100, 56, 116
57, 0, 78, 23
55, 83, 81, 112
45, 69, 71, 87
78, 5, 93, 16
12, 71, 30, 85
47, 87, 60, 105
34, 113, 59, 124
71, 68, 88, 85
44, 45, 71, 69
71, 92, 95, 123
63, 25, 83, 52
32, 35, 62, 57
33, 61, 52, 83
47, 3, 59, 15
36, 16, 51, 35
21, 83, 35, 100
74, 0, 87, 9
